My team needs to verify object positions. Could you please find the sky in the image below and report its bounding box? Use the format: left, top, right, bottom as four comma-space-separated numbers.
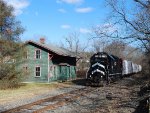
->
4, 0, 111, 44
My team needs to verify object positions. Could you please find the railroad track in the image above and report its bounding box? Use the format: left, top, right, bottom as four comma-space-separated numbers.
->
2, 87, 96, 113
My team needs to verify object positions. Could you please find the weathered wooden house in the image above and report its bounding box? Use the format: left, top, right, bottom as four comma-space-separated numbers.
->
23, 38, 77, 83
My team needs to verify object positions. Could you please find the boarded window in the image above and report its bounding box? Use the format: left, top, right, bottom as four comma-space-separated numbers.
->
54, 66, 56, 76
68, 66, 71, 78
60, 66, 61, 73
74, 67, 76, 74
23, 67, 28, 73
25, 51, 28, 59
35, 50, 41, 59
35, 67, 41, 77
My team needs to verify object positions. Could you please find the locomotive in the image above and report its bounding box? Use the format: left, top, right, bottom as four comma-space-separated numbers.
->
86, 52, 142, 86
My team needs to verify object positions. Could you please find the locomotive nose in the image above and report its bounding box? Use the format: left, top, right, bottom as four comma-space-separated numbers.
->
92, 72, 104, 83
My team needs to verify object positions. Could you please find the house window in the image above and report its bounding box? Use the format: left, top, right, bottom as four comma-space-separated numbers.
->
35, 66, 41, 77
25, 51, 28, 59
24, 66, 28, 70
68, 66, 71, 78
54, 66, 56, 76
74, 67, 76, 74
23, 66, 28, 73
35, 50, 41, 59
60, 66, 61, 73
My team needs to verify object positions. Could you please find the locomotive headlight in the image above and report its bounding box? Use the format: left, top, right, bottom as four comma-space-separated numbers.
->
101, 55, 107, 58
101, 76, 103, 78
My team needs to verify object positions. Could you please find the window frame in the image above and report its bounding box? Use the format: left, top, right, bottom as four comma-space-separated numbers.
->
23, 66, 28, 73
35, 49, 41, 59
35, 66, 41, 77
54, 66, 56, 76
59, 66, 61, 73
25, 51, 28, 59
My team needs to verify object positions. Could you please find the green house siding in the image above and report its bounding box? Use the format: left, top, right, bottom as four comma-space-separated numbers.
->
48, 65, 58, 81
23, 41, 77, 83
60, 66, 68, 81
25, 44, 48, 82
46, 65, 76, 82
70, 66, 76, 79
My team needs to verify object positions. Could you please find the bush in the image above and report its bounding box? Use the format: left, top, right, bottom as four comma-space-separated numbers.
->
0, 40, 26, 89
77, 70, 87, 78
0, 79, 20, 90
0, 64, 24, 89
141, 52, 150, 79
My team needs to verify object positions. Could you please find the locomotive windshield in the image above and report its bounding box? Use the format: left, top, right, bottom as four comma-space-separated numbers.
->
90, 54, 108, 64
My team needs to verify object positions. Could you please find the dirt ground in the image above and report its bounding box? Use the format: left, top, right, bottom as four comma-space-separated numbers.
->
0, 82, 84, 112
0, 74, 149, 113
46, 75, 150, 113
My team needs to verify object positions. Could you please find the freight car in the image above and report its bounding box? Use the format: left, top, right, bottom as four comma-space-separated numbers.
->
122, 60, 142, 76
86, 52, 142, 86
122, 60, 133, 75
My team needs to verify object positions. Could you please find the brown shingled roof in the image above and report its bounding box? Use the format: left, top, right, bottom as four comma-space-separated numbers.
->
25, 40, 77, 57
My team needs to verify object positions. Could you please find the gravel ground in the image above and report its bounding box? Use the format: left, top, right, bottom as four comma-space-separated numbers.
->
44, 77, 149, 113
0, 75, 149, 113
45, 78, 138, 113
0, 84, 85, 112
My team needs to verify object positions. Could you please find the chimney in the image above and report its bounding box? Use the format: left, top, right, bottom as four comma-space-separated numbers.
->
40, 38, 45, 44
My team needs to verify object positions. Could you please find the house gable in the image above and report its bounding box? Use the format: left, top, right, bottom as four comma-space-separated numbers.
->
24, 40, 77, 83
24, 43, 49, 82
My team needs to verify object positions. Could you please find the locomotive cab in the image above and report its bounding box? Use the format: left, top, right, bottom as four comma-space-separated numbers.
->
86, 52, 108, 86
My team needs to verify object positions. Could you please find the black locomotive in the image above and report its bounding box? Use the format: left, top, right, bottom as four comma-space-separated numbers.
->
86, 52, 123, 86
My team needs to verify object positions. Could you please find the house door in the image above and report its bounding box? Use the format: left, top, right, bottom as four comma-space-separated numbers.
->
61, 66, 68, 80
68, 66, 71, 79
48, 66, 53, 82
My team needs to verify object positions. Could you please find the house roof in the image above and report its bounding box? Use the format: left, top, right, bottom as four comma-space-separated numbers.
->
25, 40, 77, 58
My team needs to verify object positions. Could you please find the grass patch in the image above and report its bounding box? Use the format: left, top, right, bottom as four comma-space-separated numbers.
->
0, 82, 68, 105
63, 78, 86, 86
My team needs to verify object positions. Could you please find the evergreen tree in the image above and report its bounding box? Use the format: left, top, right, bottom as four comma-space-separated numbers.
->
0, 0, 25, 89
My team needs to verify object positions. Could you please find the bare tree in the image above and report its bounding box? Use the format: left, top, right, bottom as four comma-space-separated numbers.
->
91, 0, 150, 75
127, 48, 144, 63
93, 0, 150, 52
104, 40, 126, 58
60, 32, 90, 77
63, 32, 88, 56
64, 32, 79, 55
91, 38, 109, 53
